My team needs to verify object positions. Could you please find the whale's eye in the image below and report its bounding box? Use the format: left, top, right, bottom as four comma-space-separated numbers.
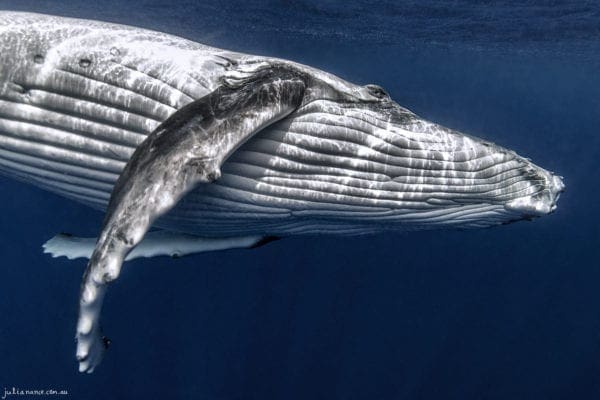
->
365, 84, 390, 99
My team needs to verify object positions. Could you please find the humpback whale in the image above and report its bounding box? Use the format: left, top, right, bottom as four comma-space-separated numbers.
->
0, 12, 564, 373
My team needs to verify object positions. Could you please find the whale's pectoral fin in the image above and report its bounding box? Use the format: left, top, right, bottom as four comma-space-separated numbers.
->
75, 66, 307, 373
43, 231, 272, 261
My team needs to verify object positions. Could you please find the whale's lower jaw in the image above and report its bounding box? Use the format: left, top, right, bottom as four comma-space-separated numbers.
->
0, 146, 516, 237
156, 204, 523, 237
0, 100, 560, 237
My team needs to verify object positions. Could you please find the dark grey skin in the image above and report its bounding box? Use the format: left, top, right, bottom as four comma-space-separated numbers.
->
76, 64, 383, 372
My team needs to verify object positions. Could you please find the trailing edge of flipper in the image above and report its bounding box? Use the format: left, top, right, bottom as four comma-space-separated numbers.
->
75, 65, 309, 373
43, 231, 268, 261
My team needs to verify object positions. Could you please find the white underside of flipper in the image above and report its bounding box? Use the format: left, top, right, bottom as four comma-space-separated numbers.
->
43, 231, 267, 261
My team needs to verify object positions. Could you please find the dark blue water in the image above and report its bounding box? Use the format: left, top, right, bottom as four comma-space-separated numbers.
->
1, 1, 599, 399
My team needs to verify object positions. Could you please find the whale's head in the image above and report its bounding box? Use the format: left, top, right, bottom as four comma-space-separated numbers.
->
273, 81, 565, 231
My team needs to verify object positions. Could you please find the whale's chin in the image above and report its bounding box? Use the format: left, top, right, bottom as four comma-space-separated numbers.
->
504, 171, 564, 218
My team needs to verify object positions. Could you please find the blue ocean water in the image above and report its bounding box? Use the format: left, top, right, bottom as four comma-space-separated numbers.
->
0, 1, 599, 399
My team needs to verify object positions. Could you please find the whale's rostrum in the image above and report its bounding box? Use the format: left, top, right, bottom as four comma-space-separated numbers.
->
0, 12, 564, 373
